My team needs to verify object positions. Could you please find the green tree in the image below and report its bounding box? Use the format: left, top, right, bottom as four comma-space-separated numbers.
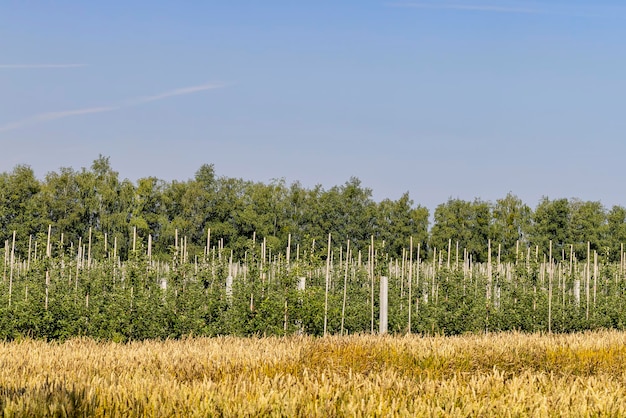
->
492, 193, 531, 261
332, 177, 377, 252
235, 179, 289, 252
208, 176, 250, 254
430, 198, 491, 262
605, 205, 626, 262
374, 192, 429, 257
0, 165, 46, 250
89, 155, 128, 259
294, 178, 376, 255
530, 197, 570, 260
130, 176, 167, 257
568, 199, 606, 259
41, 167, 84, 249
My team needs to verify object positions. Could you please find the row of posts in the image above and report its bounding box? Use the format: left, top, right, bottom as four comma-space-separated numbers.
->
224, 273, 390, 335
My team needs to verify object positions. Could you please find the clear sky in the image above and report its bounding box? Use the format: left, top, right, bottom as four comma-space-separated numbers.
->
2, 1, 626, 212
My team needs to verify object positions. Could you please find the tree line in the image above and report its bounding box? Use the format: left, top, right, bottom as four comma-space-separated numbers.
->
1, 155, 625, 262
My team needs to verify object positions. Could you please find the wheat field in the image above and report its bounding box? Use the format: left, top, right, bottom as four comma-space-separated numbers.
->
2, 331, 626, 417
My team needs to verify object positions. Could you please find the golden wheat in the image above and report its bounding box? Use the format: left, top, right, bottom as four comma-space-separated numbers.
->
2, 332, 626, 416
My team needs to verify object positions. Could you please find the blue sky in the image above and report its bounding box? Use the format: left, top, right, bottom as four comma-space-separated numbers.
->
2, 1, 626, 212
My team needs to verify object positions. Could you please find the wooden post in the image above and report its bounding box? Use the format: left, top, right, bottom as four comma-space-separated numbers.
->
323, 233, 331, 337
370, 235, 375, 334
593, 250, 598, 308
76, 244, 81, 292
45, 269, 50, 310
87, 227, 92, 269
8, 231, 16, 307
574, 272, 581, 307
341, 240, 350, 335
408, 236, 413, 333
27, 235, 32, 271
586, 241, 590, 321
261, 237, 266, 284
286, 233, 291, 266
497, 243, 501, 267
340, 247, 344, 276
206, 228, 211, 259
284, 299, 288, 333
174, 229, 178, 259
560, 261, 565, 318
487, 239, 492, 303
148, 234, 152, 262
535, 245, 539, 263
619, 242, 624, 276
3, 240, 7, 283
432, 247, 436, 301
548, 240, 552, 333
46, 224, 52, 258
418, 243, 423, 312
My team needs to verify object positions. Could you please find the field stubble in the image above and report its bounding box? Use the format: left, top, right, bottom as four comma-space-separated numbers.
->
2, 331, 626, 416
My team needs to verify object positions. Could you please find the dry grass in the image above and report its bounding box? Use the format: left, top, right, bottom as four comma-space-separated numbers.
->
2, 331, 626, 416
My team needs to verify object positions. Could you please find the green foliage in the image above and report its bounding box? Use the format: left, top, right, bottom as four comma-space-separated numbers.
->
430, 198, 491, 262
531, 197, 570, 260
0, 156, 626, 340
492, 193, 531, 261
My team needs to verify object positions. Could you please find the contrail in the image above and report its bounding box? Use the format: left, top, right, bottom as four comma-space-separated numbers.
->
0, 64, 87, 69
387, 2, 542, 14
0, 82, 226, 133
0, 107, 118, 133
386, 2, 616, 17
39, 106, 119, 120
126, 83, 225, 106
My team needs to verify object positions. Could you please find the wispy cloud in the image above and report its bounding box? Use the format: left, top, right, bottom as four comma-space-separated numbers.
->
0, 107, 117, 133
386, 2, 622, 17
127, 83, 226, 106
387, 2, 543, 14
40, 106, 119, 119
0, 64, 87, 69
0, 83, 226, 133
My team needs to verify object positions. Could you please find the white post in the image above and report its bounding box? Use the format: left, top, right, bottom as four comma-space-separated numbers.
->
323, 233, 331, 337
226, 275, 233, 301
341, 241, 350, 335
8, 231, 16, 307
379, 276, 388, 334
148, 234, 152, 261
296, 276, 306, 334
286, 233, 291, 265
